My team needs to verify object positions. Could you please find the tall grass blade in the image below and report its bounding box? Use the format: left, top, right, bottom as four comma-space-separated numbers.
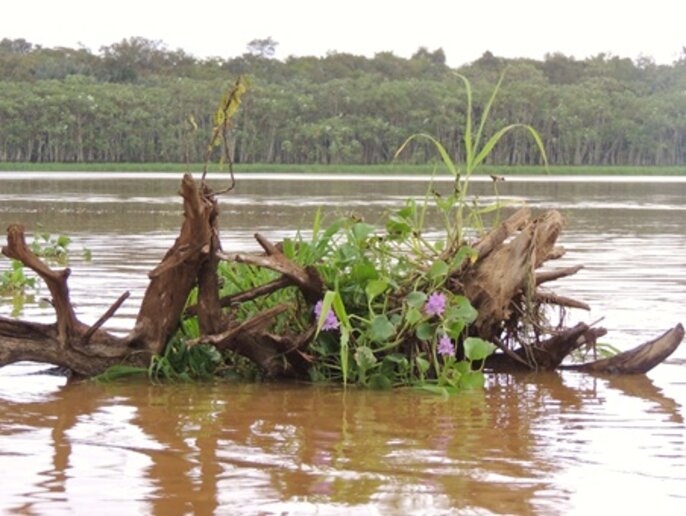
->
396, 134, 457, 176
473, 71, 506, 154
473, 124, 549, 170
454, 73, 474, 172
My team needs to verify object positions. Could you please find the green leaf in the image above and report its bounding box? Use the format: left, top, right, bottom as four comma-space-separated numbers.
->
352, 222, 375, 242
406, 291, 427, 308
428, 260, 449, 280
383, 353, 409, 372
281, 238, 295, 258
311, 207, 322, 242
398, 200, 416, 219
445, 319, 465, 340
405, 307, 422, 325
315, 217, 345, 255
473, 70, 506, 156
473, 124, 549, 171
92, 365, 147, 383
417, 384, 450, 397
416, 322, 435, 341
464, 337, 496, 361
369, 315, 395, 343
385, 216, 412, 239
365, 279, 388, 301
445, 296, 478, 324
452, 246, 478, 269
460, 371, 486, 390
340, 327, 350, 385
435, 193, 456, 213
330, 291, 350, 327
416, 356, 431, 375
56, 235, 71, 248
368, 373, 392, 390
352, 261, 378, 283
455, 360, 471, 374
321, 217, 345, 241
354, 346, 377, 371
395, 133, 458, 176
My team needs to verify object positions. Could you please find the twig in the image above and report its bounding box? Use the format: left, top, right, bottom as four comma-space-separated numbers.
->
491, 337, 533, 368
534, 290, 590, 311
188, 305, 288, 349
185, 276, 292, 316
218, 234, 323, 303
81, 291, 130, 345
535, 265, 584, 286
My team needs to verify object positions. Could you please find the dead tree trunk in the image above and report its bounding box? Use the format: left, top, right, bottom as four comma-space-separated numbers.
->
462, 207, 683, 373
1, 176, 683, 378
1, 174, 218, 375
0, 174, 324, 378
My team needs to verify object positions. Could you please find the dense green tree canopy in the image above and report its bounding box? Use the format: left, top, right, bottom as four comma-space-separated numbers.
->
0, 37, 684, 166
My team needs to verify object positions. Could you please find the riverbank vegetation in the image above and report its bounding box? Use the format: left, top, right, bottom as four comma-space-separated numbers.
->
1, 162, 685, 175
1, 37, 685, 168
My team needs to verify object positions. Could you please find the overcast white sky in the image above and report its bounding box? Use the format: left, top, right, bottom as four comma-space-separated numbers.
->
2, 0, 684, 66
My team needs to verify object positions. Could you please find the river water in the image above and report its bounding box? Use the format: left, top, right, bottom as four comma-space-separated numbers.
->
0, 172, 685, 514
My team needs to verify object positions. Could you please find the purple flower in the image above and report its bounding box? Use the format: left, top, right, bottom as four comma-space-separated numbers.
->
314, 300, 340, 331
424, 292, 446, 317
437, 335, 455, 357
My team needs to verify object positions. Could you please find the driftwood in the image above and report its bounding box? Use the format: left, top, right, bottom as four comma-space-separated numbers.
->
561, 324, 684, 374
1, 175, 683, 379
0, 175, 322, 377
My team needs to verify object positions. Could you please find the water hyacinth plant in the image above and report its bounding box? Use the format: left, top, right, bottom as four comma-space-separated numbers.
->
302, 70, 543, 393
88, 72, 544, 392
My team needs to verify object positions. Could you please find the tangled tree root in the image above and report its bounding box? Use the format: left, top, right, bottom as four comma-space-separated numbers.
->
1, 175, 682, 378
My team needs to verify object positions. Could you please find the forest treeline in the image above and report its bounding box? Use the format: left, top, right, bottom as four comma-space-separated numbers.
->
1, 37, 685, 166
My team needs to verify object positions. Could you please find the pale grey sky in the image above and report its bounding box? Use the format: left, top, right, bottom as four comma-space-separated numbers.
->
2, 0, 684, 66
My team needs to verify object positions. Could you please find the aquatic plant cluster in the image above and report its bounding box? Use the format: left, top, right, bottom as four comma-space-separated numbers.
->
157, 72, 542, 394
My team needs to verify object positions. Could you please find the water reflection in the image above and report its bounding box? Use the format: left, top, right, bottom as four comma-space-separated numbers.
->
0, 372, 683, 513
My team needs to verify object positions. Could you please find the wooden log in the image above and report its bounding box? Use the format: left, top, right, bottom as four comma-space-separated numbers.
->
565, 324, 684, 374
130, 174, 216, 353
463, 210, 564, 339
187, 305, 288, 350
1, 174, 221, 376
472, 206, 531, 261
485, 323, 607, 371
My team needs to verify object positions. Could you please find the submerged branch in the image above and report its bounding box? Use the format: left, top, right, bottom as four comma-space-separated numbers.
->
565, 324, 684, 374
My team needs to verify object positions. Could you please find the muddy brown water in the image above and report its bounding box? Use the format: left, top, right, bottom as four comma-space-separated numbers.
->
1, 172, 685, 514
